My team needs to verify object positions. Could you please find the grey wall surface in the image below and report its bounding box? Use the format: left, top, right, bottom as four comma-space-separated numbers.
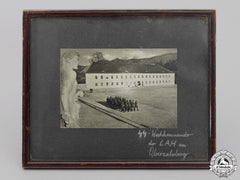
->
29, 16, 208, 161
0, 0, 239, 180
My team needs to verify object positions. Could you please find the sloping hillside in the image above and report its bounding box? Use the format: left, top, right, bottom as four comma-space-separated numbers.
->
128, 53, 177, 72
87, 53, 177, 73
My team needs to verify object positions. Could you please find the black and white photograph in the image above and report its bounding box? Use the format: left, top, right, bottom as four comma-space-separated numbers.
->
60, 48, 177, 128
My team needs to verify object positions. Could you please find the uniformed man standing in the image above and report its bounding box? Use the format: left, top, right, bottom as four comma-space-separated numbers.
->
135, 100, 139, 111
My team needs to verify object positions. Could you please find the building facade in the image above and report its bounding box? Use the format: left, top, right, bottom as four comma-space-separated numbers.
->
86, 73, 175, 89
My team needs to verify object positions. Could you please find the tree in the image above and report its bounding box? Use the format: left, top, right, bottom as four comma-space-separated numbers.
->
92, 52, 104, 62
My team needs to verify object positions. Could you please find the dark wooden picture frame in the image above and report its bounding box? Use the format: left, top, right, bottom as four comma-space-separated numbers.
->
23, 10, 216, 169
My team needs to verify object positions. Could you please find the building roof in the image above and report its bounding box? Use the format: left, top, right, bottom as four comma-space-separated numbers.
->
86, 60, 173, 74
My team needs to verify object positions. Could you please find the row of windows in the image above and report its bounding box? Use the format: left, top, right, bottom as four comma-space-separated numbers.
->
95, 80, 171, 86
95, 74, 172, 80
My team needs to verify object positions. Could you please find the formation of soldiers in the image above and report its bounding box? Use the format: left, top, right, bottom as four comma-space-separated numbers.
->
106, 96, 139, 112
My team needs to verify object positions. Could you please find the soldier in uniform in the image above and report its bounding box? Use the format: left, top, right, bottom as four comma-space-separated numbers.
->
130, 100, 134, 111
126, 100, 130, 112
132, 100, 136, 111
135, 100, 139, 111
121, 101, 125, 112
106, 96, 110, 106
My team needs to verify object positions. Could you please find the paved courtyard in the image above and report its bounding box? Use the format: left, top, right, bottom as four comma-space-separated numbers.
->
74, 85, 177, 128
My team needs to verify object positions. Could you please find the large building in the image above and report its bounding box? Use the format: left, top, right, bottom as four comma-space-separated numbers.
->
84, 59, 176, 89
86, 73, 175, 89
75, 52, 176, 90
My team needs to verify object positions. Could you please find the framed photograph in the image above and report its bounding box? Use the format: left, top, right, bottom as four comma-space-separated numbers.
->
23, 10, 216, 168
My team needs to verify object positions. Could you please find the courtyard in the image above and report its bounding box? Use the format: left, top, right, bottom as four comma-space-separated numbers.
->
73, 85, 177, 128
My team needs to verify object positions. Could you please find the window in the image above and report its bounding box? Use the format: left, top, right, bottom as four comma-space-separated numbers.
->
106, 82, 108, 86
111, 82, 114, 86
142, 75, 144, 78
125, 75, 127, 79
134, 75, 136, 78
116, 75, 118, 79
130, 75, 132, 79
106, 76, 108, 79
138, 75, 140, 78
166, 81, 167, 83
101, 82, 103, 86
149, 75, 151, 78
121, 82, 123, 85
95, 83, 98, 86
149, 81, 151, 84
153, 81, 154, 84
153, 75, 155, 78
95, 75, 98, 79
159, 75, 161, 78
121, 76, 123, 79
156, 75, 158, 78
101, 76, 103, 79
116, 82, 119, 85
163, 75, 164, 78
111, 75, 113, 79
145, 75, 148, 78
